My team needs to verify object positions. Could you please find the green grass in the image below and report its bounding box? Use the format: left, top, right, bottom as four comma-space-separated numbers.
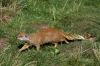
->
0, 0, 100, 66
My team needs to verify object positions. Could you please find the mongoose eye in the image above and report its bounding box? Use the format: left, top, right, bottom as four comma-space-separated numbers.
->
25, 35, 27, 38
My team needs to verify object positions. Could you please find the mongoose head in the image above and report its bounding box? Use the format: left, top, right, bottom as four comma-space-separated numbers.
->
17, 32, 29, 41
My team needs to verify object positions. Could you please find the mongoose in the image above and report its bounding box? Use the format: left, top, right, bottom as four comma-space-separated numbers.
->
17, 28, 85, 52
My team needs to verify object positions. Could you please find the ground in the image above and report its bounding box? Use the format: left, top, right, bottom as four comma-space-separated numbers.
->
0, 0, 100, 66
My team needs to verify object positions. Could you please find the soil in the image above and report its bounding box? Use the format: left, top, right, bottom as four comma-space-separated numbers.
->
0, 38, 8, 48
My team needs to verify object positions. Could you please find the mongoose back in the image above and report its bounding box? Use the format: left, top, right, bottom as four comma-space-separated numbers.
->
17, 28, 85, 52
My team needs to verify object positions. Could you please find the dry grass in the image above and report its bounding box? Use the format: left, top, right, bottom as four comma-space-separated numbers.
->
0, 0, 100, 66
0, 0, 24, 25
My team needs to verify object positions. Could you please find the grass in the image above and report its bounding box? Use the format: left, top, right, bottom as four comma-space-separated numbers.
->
0, 0, 100, 66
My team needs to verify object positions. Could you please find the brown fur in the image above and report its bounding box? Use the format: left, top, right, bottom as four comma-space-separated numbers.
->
17, 28, 84, 52
85, 34, 92, 39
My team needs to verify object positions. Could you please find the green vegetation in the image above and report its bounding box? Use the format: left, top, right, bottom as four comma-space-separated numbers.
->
0, 0, 100, 66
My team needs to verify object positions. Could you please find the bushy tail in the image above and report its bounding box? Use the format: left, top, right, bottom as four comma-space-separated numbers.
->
62, 33, 85, 40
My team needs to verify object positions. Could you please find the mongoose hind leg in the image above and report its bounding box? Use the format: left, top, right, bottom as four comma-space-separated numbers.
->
64, 39, 69, 44
53, 43, 58, 48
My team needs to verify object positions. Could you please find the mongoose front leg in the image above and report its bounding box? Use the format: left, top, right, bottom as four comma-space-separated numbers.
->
19, 43, 30, 52
36, 44, 40, 51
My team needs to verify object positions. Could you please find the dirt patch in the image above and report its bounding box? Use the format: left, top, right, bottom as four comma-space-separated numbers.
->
74, 25, 87, 31
0, 38, 8, 48
29, 23, 51, 30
